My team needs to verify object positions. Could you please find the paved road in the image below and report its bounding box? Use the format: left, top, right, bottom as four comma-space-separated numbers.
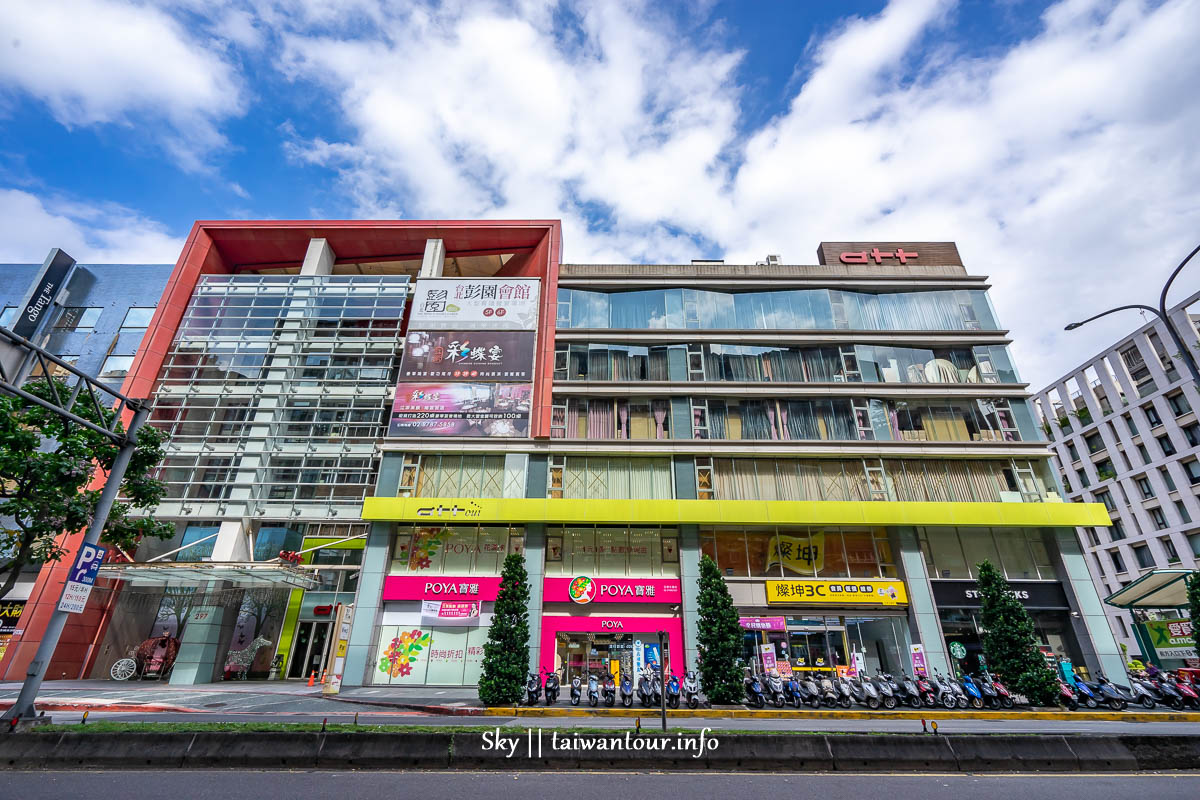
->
4, 771, 1200, 800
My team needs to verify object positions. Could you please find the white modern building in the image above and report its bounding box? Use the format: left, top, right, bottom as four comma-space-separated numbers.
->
1034, 291, 1200, 658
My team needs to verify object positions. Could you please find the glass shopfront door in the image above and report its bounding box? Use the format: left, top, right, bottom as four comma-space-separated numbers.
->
555, 632, 670, 685
287, 621, 331, 679
742, 614, 909, 676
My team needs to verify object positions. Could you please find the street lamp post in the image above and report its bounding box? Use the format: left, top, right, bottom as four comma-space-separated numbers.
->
1064, 242, 1200, 388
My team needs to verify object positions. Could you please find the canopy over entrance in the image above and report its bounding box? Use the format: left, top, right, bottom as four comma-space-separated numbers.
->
1104, 569, 1195, 609
98, 561, 318, 589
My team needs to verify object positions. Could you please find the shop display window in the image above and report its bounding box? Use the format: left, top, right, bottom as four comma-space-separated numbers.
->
389, 525, 519, 576
543, 526, 679, 577
918, 526, 1062, 581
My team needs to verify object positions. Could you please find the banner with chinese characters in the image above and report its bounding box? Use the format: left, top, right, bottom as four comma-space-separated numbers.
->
542, 577, 682, 604
388, 382, 532, 437
1144, 618, 1198, 660
421, 600, 482, 626
765, 579, 908, 606
764, 533, 825, 574
408, 278, 541, 330
0, 600, 25, 635
398, 330, 535, 381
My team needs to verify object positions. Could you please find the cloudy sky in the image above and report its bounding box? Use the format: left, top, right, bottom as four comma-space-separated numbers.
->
1, 0, 1198, 387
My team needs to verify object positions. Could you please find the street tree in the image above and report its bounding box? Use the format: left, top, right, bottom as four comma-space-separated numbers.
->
477, 551, 529, 706
975, 559, 1059, 705
0, 377, 173, 600
696, 554, 744, 704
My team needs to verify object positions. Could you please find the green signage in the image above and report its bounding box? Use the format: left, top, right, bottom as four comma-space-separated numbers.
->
1143, 618, 1197, 660
949, 641, 967, 660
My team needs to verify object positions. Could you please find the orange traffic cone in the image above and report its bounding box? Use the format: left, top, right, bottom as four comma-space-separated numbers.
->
307, 671, 316, 687
320, 670, 327, 685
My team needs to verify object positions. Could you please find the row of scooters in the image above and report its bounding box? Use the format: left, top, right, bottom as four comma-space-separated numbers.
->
525, 666, 705, 708
1056, 670, 1200, 711
744, 668, 1015, 710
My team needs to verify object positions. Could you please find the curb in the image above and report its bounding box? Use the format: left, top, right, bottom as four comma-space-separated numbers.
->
484, 705, 1200, 723
324, 696, 484, 716
4, 731, 1200, 771
0, 700, 199, 714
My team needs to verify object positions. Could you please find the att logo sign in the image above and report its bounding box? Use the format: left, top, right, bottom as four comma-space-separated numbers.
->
415, 502, 482, 518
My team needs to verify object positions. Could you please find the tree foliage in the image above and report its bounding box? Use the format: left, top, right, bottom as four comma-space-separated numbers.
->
0, 377, 173, 599
975, 559, 1058, 705
477, 552, 529, 706
696, 554, 744, 704
1189, 570, 1200, 658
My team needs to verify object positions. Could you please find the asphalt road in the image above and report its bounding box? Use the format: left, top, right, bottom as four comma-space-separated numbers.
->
4, 771, 1200, 800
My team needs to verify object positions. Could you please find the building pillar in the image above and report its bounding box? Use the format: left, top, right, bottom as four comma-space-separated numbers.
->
1051, 528, 1126, 678
419, 239, 445, 278
168, 587, 232, 685
893, 527, 951, 675
524, 524, 545, 675
299, 238, 335, 276
342, 521, 395, 687
679, 525, 701, 671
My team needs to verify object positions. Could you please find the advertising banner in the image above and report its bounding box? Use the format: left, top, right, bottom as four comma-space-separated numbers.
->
381, 575, 504, 602
398, 330, 535, 381
739, 616, 787, 631
1144, 619, 1198, 660
765, 533, 825, 574
388, 382, 531, 438
421, 600, 482, 626
909, 644, 928, 676
765, 579, 907, 606
408, 278, 540, 330
0, 600, 24, 635
543, 577, 683, 604
759, 643, 777, 671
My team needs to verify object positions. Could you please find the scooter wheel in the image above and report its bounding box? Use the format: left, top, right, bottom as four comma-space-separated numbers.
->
687, 697, 698, 709
971, 698, 983, 709
942, 696, 957, 709
839, 697, 852, 709
1170, 698, 1184, 711
823, 698, 837, 708
999, 697, 1014, 709
774, 696, 785, 708
1066, 699, 1078, 711
867, 697, 881, 710
1085, 697, 1099, 709
623, 696, 633, 708
811, 697, 823, 709
956, 697, 968, 709
883, 696, 897, 710
923, 697, 937, 708
755, 697, 765, 709
909, 697, 922, 709
793, 698, 803, 709
669, 697, 680, 709
1108, 698, 1125, 711
589, 697, 597, 707
605, 697, 614, 707
1140, 696, 1155, 710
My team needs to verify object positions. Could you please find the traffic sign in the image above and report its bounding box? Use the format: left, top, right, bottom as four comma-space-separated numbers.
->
57, 544, 108, 614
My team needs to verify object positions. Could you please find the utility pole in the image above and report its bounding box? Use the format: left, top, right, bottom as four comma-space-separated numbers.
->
657, 630, 667, 732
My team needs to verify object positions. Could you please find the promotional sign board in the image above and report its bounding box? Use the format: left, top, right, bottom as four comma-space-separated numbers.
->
10, 248, 75, 339
1144, 619, 1198, 660
420, 600, 482, 626
398, 330, 535, 381
381, 575, 503, 602
543, 577, 683, 605
57, 543, 107, 614
909, 644, 928, 676
739, 616, 787, 631
408, 278, 540, 330
765, 533, 825, 574
765, 579, 907, 606
759, 643, 777, 671
0, 600, 25, 635
930, 580, 1069, 609
388, 382, 531, 438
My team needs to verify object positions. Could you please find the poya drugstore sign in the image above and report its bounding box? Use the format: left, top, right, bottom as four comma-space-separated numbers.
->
382, 575, 503, 603
544, 577, 682, 605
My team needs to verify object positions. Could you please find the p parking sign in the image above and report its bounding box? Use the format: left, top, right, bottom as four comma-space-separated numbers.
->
57, 544, 108, 614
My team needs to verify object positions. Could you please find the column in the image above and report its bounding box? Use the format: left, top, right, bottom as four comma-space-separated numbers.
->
679, 525, 701, 671
893, 527, 951, 675
299, 238, 335, 276
419, 239, 445, 278
1051, 528, 1126, 678
524, 524, 545, 675
169, 520, 247, 685
341, 521, 394, 687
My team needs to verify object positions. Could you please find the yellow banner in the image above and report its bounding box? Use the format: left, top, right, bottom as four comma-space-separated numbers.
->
766, 579, 908, 606
765, 533, 824, 574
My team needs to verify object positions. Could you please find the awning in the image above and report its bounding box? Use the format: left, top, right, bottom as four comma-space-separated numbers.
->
98, 561, 319, 589
1104, 569, 1196, 609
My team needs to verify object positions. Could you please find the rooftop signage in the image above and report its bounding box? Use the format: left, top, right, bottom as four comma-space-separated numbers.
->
816, 242, 962, 267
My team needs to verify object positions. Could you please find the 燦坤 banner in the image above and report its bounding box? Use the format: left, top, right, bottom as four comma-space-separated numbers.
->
398, 330, 535, 381
388, 382, 532, 437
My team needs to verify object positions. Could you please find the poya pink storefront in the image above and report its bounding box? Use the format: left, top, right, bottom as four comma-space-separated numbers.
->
541, 576, 685, 685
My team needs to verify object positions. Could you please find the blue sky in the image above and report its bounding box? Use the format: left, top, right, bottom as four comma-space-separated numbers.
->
1, 0, 1198, 387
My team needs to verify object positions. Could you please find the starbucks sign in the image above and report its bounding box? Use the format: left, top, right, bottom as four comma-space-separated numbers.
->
949, 641, 967, 660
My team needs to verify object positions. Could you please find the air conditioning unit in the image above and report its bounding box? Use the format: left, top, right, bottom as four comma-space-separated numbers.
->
766, 254, 781, 265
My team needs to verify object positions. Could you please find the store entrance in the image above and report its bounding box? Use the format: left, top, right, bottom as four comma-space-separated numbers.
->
742, 615, 909, 676
555, 632, 671, 685
287, 621, 331, 679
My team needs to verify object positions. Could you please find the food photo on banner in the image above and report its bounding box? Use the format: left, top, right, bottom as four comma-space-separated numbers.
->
398, 330, 535, 381
408, 278, 540, 330
388, 382, 532, 437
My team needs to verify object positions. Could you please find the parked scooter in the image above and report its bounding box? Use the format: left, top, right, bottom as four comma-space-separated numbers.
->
587, 673, 600, 707
666, 672, 682, 709
602, 674, 616, 707
849, 674, 881, 709
1120, 674, 1158, 709
800, 673, 825, 709
874, 670, 899, 710
620, 674, 635, 707
1057, 676, 1079, 710
914, 672, 938, 708
765, 670, 787, 708
1086, 674, 1130, 711
1166, 672, 1200, 709
982, 669, 1015, 709
570, 674, 583, 706
744, 671, 766, 708
899, 672, 924, 709
974, 673, 1000, 710
638, 666, 659, 707
1069, 673, 1100, 708
833, 672, 855, 709
682, 670, 703, 709
818, 672, 841, 708
1147, 674, 1186, 710
929, 671, 960, 709
782, 673, 804, 709
959, 673, 985, 709
543, 669, 560, 705
525, 671, 542, 706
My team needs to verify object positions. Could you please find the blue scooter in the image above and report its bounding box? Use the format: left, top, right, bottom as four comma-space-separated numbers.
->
959, 673, 985, 709
744, 672, 766, 708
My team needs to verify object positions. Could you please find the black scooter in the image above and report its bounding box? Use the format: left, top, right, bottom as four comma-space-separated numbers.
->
543, 669, 560, 705
569, 674, 583, 706
620, 674, 635, 707
524, 672, 541, 706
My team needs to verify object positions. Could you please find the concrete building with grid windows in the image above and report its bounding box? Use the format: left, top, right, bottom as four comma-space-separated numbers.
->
1033, 291, 1200, 661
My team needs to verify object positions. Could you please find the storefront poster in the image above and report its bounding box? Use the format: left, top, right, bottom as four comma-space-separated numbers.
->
777, 659, 794, 678
739, 616, 787, 631
399, 330, 535, 381
382, 575, 504, 602
909, 644, 928, 677
543, 577, 683, 604
0, 600, 24, 635
760, 643, 777, 671
408, 278, 540, 330
765, 533, 824, 574
1144, 619, 1199, 660
421, 600, 481, 626
389, 382, 531, 438
765, 579, 908, 606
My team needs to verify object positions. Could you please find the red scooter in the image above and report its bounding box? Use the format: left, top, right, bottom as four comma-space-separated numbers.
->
1167, 672, 1200, 709
915, 673, 937, 707
1057, 676, 1079, 710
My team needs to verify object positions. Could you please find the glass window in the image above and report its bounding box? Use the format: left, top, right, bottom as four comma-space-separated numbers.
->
1109, 549, 1127, 573
472, 528, 508, 575
923, 527, 970, 578
177, 523, 218, 561
1136, 476, 1155, 499
99, 355, 134, 380
714, 530, 748, 577
120, 307, 156, 330
0, 306, 16, 327
1167, 392, 1191, 417
1185, 460, 1200, 485
440, 527, 476, 573
816, 530, 849, 578
565, 528, 595, 574
54, 307, 103, 330
1175, 500, 1192, 525
595, 528, 627, 576
1123, 414, 1138, 435
960, 529, 1002, 576
1183, 423, 1200, 447
1132, 544, 1155, 569
1188, 532, 1200, 558
1150, 507, 1168, 530
1143, 404, 1163, 427
1158, 434, 1177, 457
993, 528, 1037, 580
1160, 536, 1181, 563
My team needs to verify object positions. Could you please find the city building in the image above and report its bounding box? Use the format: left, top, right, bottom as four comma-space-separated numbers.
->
0, 225, 1122, 689
1033, 291, 1200, 665
0, 259, 170, 663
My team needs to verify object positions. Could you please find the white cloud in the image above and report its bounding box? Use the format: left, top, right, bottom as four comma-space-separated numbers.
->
269, 0, 1200, 387
0, 188, 183, 263
0, 0, 246, 171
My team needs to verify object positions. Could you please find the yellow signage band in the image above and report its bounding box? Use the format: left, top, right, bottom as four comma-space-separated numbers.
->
765, 579, 909, 606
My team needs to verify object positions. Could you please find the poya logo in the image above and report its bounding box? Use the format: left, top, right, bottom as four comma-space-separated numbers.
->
415, 502, 482, 518
568, 576, 596, 604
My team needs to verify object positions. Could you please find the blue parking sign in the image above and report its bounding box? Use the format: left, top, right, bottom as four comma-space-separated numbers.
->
57, 544, 108, 614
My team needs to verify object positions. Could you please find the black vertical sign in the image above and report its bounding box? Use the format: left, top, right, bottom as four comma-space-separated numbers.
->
11, 248, 76, 338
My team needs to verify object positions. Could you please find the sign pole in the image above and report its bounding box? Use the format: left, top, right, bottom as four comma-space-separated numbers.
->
657, 630, 667, 732
1, 403, 150, 724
